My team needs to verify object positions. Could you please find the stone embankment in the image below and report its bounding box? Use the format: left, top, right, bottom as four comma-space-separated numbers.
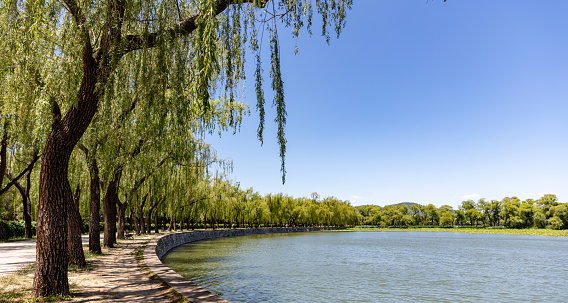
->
144, 227, 343, 303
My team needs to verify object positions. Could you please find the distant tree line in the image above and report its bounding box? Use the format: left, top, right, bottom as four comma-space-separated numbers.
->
356, 194, 568, 230
1, 169, 359, 236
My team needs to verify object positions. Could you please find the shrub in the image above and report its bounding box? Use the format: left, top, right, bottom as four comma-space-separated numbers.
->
0, 220, 34, 239
82, 221, 89, 234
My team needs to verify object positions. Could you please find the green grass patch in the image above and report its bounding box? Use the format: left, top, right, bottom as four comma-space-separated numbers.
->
82, 247, 107, 259
348, 226, 568, 237
0, 236, 36, 244
25, 294, 73, 302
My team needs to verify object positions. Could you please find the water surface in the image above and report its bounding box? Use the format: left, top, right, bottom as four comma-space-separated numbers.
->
162, 231, 568, 302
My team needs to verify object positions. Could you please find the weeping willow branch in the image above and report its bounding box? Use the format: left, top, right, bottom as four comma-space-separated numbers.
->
121, 0, 267, 55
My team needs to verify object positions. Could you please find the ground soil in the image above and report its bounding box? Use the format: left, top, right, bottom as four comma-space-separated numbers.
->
68, 235, 187, 303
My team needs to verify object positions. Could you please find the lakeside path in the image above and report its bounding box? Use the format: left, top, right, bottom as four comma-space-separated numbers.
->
0, 239, 38, 277
0, 233, 186, 302
0, 235, 95, 277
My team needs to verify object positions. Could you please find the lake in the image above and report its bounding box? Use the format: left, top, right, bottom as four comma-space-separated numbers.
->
161, 231, 568, 302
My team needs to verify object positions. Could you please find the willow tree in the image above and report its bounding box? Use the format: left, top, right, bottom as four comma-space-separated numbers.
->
3, 0, 351, 296
0, 0, 50, 234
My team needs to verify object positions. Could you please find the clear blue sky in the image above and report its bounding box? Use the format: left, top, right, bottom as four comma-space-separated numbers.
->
207, 0, 568, 209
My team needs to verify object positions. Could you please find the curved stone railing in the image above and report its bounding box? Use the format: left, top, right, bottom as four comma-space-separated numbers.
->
144, 227, 343, 303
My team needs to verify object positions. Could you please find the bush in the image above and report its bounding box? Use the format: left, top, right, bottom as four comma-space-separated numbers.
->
0, 220, 35, 239
82, 221, 89, 234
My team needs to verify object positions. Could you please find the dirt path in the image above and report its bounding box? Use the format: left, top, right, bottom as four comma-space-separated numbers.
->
69, 236, 187, 303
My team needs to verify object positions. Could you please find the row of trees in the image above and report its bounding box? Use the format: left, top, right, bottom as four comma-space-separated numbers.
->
357, 194, 568, 230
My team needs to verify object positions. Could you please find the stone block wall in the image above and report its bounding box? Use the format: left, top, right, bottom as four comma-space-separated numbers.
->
155, 227, 343, 260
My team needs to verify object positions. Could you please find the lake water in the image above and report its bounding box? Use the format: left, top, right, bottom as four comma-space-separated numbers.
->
161, 231, 568, 302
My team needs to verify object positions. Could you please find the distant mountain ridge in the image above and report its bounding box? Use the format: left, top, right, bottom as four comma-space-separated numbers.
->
387, 202, 421, 208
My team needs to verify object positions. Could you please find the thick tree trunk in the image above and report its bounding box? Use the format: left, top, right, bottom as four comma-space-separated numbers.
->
67, 185, 86, 267
33, 43, 100, 295
88, 159, 101, 254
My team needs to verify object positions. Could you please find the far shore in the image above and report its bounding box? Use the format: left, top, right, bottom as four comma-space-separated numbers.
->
347, 226, 568, 237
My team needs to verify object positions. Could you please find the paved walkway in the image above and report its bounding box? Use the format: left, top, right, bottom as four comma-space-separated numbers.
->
0, 235, 90, 276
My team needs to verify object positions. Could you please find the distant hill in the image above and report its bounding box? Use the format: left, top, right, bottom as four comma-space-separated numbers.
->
387, 202, 421, 208
356, 202, 422, 208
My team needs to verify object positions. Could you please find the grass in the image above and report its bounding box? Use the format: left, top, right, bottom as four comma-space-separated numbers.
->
0, 237, 36, 244
0, 263, 36, 303
348, 226, 568, 237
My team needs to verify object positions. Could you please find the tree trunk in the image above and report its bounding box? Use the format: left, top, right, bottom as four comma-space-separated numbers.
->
116, 199, 128, 239
11, 172, 34, 238
88, 158, 101, 254
154, 208, 159, 234
146, 205, 153, 234
67, 184, 86, 268
0, 124, 7, 186
140, 214, 146, 235
82, 156, 102, 254
24, 172, 33, 238
133, 212, 140, 235
136, 193, 147, 235
6, 151, 39, 239
103, 177, 118, 247
33, 42, 101, 295
146, 197, 164, 234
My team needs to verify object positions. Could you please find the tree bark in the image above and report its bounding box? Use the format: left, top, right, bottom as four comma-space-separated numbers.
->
0, 125, 7, 187
24, 172, 33, 237
116, 199, 128, 239
146, 203, 154, 234
154, 208, 159, 234
67, 184, 86, 267
9, 171, 33, 238
33, 39, 100, 295
88, 158, 101, 253
103, 175, 119, 247
146, 197, 164, 234
136, 193, 148, 235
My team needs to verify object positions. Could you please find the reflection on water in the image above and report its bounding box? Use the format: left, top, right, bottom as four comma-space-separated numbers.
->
162, 231, 568, 303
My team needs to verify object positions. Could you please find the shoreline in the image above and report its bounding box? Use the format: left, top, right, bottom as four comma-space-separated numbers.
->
146, 227, 344, 303
347, 226, 568, 237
